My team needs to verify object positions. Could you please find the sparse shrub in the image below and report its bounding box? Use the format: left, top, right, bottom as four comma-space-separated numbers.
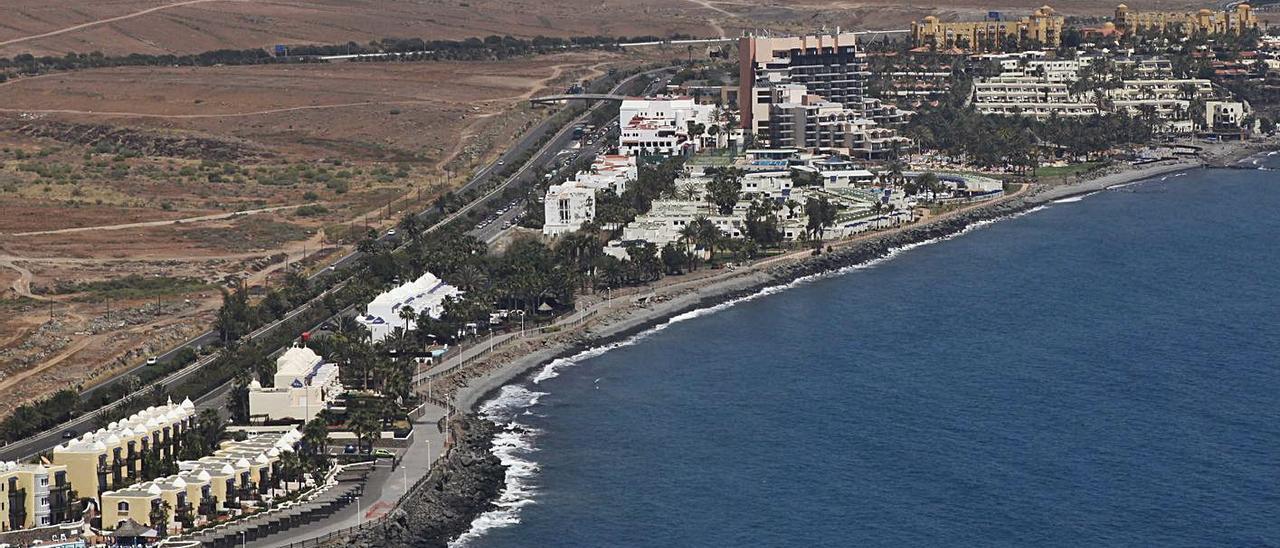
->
294, 204, 329, 217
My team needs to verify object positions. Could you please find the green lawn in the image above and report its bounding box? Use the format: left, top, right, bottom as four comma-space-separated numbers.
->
1034, 162, 1104, 178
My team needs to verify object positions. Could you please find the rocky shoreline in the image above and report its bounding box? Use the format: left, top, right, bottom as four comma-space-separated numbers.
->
329, 417, 505, 548
395, 141, 1275, 547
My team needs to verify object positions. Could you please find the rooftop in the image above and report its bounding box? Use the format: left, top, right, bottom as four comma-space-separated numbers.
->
55, 398, 195, 454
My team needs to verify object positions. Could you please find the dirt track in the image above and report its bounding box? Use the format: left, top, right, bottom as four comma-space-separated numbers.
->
0, 0, 249, 48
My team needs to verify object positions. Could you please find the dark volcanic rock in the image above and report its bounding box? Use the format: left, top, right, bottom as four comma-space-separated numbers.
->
771, 196, 1035, 282
330, 416, 505, 548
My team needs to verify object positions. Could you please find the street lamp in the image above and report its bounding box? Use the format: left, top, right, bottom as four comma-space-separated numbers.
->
516, 310, 526, 337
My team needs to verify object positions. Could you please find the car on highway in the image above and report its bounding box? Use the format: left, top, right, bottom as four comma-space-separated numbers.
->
146, 356, 158, 366
61, 429, 77, 439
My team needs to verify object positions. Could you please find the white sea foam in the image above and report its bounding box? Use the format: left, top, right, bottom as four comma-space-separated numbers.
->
450, 422, 541, 547
1052, 190, 1102, 203
452, 202, 1048, 544
479, 385, 548, 422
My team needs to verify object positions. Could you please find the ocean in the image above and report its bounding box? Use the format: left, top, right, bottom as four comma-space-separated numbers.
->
462, 154, 1280, 547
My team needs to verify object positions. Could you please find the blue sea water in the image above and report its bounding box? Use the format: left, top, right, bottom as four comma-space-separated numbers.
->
464, 155, 1280, 547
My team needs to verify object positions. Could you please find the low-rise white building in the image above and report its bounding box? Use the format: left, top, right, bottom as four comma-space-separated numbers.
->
356, 272, 462, 342
573, 154, 635, 195
972, 53, 1218, 133
1205, 100, 1248, 130
619, 97, 716, 157
543, 155, 637, 236
248, 346, 343, 423
543, 181, 598, 236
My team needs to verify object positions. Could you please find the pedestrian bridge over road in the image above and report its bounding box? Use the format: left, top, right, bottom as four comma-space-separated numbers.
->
529, 93, 630, 105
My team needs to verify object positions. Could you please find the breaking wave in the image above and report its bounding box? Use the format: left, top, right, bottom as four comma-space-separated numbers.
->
449, 422, 541, 547
452, 200, 1052, 545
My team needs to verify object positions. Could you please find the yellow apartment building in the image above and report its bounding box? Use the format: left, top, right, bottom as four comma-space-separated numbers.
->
912, 6, 1064, 51
100, 429, 299, 532
52, 399, 196, 503
0, 463, 72, 531
1115, 4, 1258, 36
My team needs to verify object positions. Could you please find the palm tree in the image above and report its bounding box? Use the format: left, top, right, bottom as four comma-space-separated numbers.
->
349, 410, 379, 454
784, 199, 800, 220
301, 418, 329, 462
398, 305, 416, 336
451, 264, 488, 293
693, 217, 722, 266
398, 213, 422, 243
679, 222, 700, 269
148, 500, 172, 537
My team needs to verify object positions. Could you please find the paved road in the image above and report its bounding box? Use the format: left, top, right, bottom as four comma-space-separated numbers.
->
0, 66, 669, 463
462, 73, 661, 244
252, 402, 448, 548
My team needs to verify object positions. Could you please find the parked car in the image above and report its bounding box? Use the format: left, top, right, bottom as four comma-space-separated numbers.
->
373, 449, 395, 458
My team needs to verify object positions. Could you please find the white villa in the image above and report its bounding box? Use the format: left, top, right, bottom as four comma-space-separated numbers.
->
248, 346, 343, 423
543, 155, 637, 236
356, 272, 462, 342
618, 97, 718, 157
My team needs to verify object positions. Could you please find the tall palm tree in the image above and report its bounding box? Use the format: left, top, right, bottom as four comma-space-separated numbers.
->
349, 410, 379, 454
398, 305, 416, 335
693, 217, 722, 266
398, 213, 423, 243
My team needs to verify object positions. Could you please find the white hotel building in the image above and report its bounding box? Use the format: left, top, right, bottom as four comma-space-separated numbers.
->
356, 272, 462, 342
543, 155, 636, 237
971, 52, 1219, 132
618, 97, 716, 157
248, 346, 343, 423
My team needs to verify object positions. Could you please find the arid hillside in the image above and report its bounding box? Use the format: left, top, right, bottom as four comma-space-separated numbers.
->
0, 50, 642, 418
0, 0, 1243, 58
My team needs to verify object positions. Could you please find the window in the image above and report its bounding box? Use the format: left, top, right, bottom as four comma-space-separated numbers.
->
39, 477, 48, 487
40, 497, 48, 506
118, 501, 130, 512
40, 516, 50, 525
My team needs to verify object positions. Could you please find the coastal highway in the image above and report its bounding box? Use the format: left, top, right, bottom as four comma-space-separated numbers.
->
0, 66, 669, 462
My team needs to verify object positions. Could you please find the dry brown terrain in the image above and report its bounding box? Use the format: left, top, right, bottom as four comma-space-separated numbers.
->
0, 0, 1264, 420
0, 54, 616, 161
0, 50, 636, 416
0, 0, 1250, 58
0, 0, 716, 57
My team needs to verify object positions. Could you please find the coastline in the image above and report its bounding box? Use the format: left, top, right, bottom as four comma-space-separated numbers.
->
455, 141, 1270, 414
434, 138, 1274, 545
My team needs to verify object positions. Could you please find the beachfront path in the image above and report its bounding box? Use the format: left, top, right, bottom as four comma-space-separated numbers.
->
252, 401, 449, 548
